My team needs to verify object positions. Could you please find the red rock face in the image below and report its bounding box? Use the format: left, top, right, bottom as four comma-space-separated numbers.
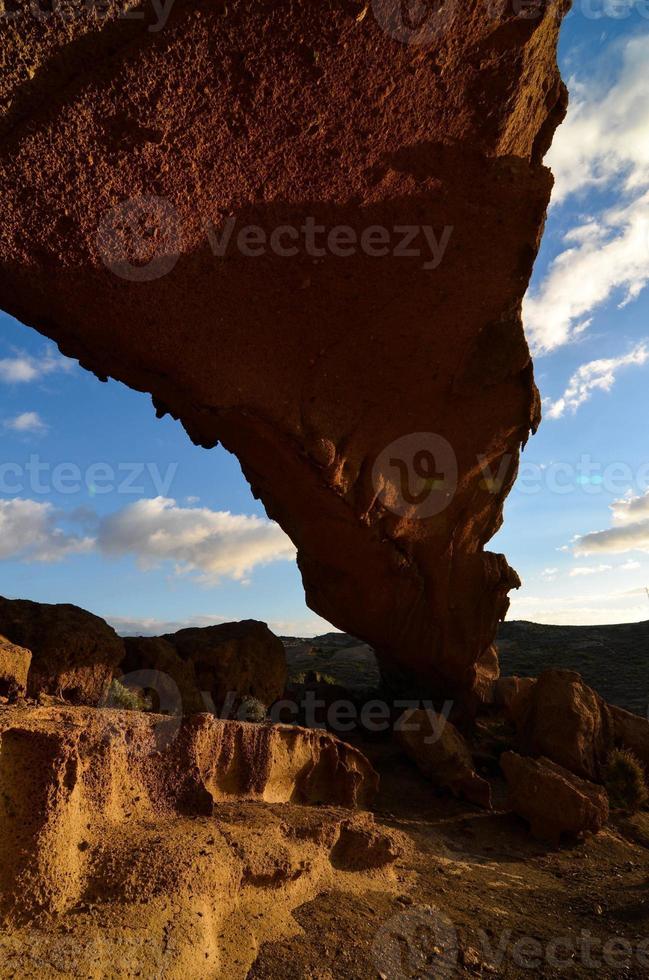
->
0, 1, 569, 698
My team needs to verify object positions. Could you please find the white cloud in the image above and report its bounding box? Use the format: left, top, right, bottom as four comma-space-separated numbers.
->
4, 411, 48, 435
540, 567, 558, 582
0, 495, 297, 583
508, 587, 649, 627
621, 559, 642, 571
525, 195, 649, 353
547, 38, 649, 205
575, 490, 649, 555
525, 36, 649, 353
96, 497, 296, 583
543, 343, 648, 418
0, 347, 73, 384
0, 499, 93, 562
569, 564, 612, 577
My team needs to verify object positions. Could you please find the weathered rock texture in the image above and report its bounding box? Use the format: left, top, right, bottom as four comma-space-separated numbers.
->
121, 619, 287, 714
502, 751, 609, 844
0, 1, 569, 698
0, 704, 394, 977
0, 597, 124, 705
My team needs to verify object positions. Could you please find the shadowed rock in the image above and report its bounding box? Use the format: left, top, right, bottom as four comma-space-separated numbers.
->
512, 669, 614, 782
165, 620, 287, 713
0, 597, 124, 705
396, 707, 492, 808
0, 0, 569, 700
502, 751, 609, 844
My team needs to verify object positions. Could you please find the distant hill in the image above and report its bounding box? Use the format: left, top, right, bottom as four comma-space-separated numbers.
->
498, 620, 649, 716
283, 620, 649, 715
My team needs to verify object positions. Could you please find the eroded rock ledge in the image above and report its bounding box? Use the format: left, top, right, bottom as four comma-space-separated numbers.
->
0, 705, 391, 975
0, 0, 569, 698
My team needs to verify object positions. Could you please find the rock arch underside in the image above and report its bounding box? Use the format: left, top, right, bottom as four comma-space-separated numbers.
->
0, 0, 569, 702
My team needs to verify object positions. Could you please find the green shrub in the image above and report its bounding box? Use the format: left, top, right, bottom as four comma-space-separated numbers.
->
106, 679, 151, 712
605, 748, 648, 813
238, 695, 268, 723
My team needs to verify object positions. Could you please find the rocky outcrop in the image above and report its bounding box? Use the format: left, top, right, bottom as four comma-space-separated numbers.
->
494, 674, 537, 724
0, 704, 395, 977
0, 598, 124, 705
512, 669, 613, 782
0, 1, 569, 701
396, 707, 491, 808
502, 751, 609, 844
164, 620, 287, 713
120, 635, 205, 714
0, 636, 31, 699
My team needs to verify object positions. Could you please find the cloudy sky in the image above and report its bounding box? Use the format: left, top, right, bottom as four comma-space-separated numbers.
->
2, 7, 649, 633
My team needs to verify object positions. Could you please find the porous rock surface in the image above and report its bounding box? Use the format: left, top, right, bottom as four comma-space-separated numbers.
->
0, 597, 124, 705
0, 704, 393, 977
0, 0, 569, 698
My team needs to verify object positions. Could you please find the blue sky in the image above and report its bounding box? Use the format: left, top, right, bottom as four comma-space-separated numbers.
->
2, 5, 649, 633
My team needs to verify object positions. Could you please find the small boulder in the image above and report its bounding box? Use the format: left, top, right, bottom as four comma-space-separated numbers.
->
0, 597, 124, 705
0, 635, 31, 699
165, 620, 287, 714
396, 708, 492, 809
514, 669, 613, 781
501, 751, 609, 844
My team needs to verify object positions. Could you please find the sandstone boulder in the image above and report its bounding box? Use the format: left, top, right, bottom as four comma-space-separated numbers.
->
501, 751, 609, 844
0, 597, 124, 705
0, 636, 31, 699
165, 620, 287, 714
396, 708, 491, 809
0, 703, 386, 964
513, 669, 613, 781
0, 1, 569, 702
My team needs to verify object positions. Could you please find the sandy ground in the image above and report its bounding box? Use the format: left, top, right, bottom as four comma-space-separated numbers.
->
250, 736, 649, 979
